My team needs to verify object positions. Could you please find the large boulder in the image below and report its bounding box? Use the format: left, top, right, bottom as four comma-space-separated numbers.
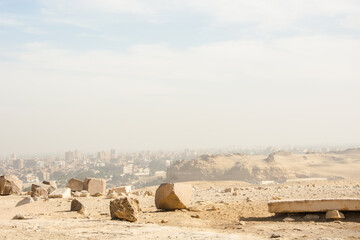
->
0, 175, 22, 195
84, 178, 106, 195
31, 182, 55, 196
31, 186, 48, 197
67, 178, 84, 192
155, 183, 192, 210
110, 197, 140, 222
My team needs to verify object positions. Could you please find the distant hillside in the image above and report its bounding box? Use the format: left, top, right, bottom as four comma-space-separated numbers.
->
166, 150, 360, 182
166, 153, 296, 183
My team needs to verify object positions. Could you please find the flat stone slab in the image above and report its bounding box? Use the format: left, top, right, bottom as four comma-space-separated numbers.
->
268, 198, 360, 213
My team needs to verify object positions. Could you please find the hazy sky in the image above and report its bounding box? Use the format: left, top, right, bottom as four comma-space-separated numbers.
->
1, 0, 359, 155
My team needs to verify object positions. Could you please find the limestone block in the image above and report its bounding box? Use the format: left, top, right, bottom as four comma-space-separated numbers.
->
155, 183, 192, 210
49, 188, 71, 198
31, 186, 48, 197
268, 198, 360, 213
84, 178, 106, 195
112, 186, 132, 195
0, 175, 22, 195
110, 197, 140, 222
67, 178, 84, 192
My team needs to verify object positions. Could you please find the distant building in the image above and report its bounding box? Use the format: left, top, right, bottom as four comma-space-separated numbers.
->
110, 149, 118, 159
13, 159, 24, 169
65, 151, 74, 161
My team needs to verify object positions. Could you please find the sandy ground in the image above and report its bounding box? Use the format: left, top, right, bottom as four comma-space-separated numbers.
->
1, 180, 360, 239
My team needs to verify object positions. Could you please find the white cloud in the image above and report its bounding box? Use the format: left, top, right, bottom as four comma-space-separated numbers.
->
0, 16, 22, 26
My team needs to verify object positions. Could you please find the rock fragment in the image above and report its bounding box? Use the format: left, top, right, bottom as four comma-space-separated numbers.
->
49, 188, 71, 198
325, 210, 345, 220
110, 197, 140, 222
155, 183, 192, 210
67, 178, 84, 192
0, 175, 22, 195
303, 214, 320, 221
71, 199, 87, 214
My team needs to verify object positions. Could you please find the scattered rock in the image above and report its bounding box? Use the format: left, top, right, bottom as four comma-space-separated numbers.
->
271, 233, 281, 238
16, 197, 34, 207
72, 191, 81, 197
155, 183, 192, 210
161, 219, 168, 223
283, 217, 295, 222
93, 192, 103, 197
107, 192, 118, 199
303, 214, 320, 221
71, 199, 86, 212
224, 188, 233, 193
12, 214, 25, 220
42, 180, 57, 189
0, 175, 22, 195
31, 186, 48, 198
67, 178, 84, 192
112, 186, 132, 195
84, 178, 106, 195
110, 197, 140, 222
191, 214, 200, 218
49, 188, 71, 198
80, 190, 89, 198
144, 190, 153, 196
326, 210, 345, 220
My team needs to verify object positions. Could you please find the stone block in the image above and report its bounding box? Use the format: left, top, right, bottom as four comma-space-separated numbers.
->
84, 178, 106, 195
49, 188, 71, 198
155, 183, 192, 210
67, 178, 84, 192
268, 198, 360, 213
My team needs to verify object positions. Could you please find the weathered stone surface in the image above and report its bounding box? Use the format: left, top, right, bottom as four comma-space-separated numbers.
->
155, 183, 192, 210
268, 198, 360, 213
84, 178, 106, 195
112, 186, 131, 195
0, 175, 22, 195
31, 186, 48, 197
16, 197, 34, 207
71, 199, 86, 212
49, 188, 71, 198
325, 210, 345, 220
66, 178, 84, 192
43, 180, 57, 190
110, 197, 140, 222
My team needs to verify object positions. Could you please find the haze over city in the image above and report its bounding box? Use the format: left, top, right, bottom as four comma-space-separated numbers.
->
1, 0, 359, 156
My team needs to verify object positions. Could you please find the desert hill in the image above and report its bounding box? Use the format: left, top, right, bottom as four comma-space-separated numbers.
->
167, 149, 360, 182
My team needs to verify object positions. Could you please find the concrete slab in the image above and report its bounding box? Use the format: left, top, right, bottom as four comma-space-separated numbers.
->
268, 198, 360, 213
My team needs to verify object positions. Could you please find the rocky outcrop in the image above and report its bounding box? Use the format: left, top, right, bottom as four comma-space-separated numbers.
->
110, 197, 140, 222
0, 175, 22, 195
155, 183, 192, 210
